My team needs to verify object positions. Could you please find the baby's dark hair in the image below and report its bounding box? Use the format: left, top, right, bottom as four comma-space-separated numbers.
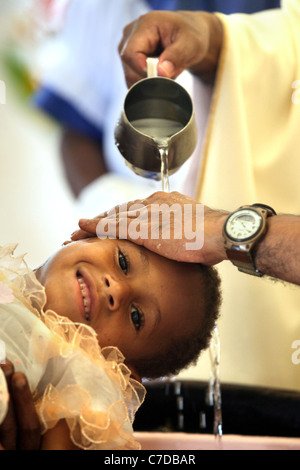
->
131, 264, 222, 379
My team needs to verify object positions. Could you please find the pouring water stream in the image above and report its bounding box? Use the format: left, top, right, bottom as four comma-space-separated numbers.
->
146, 58, 223, 443
155, 129, 222, 445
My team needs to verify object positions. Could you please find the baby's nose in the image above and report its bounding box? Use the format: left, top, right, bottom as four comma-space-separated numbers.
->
104, 275, 129, 310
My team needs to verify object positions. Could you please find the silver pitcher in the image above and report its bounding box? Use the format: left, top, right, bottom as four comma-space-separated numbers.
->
114, 58, 198, 180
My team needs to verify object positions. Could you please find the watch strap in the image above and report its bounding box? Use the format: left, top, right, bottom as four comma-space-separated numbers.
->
227, 246, 263, 277
250, 203, 276, 217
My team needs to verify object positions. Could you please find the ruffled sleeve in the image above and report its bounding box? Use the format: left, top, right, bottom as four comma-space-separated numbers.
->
34, 314, 146, 450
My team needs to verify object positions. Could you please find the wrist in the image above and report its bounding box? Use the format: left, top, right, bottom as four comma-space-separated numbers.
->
217, 212, 230, 261
254, 214, 300, 285
200, 209, 229, 266
253, 214, 284, 277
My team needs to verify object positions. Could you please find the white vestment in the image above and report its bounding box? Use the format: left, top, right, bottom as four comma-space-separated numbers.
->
179, 0, 300, 391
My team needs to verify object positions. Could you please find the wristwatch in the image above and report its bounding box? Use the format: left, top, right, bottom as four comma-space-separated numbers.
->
223, 204, 276, 276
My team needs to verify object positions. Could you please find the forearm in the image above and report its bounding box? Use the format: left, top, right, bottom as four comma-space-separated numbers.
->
201, 210, 300, 286
255, 214, 300, 285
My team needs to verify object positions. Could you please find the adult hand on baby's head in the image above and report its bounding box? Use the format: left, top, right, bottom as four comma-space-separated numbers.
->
71, 191, 228, 266
0, 361, 41, 450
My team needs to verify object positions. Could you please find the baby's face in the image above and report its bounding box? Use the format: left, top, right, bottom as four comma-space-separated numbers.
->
36, 238, 204, 372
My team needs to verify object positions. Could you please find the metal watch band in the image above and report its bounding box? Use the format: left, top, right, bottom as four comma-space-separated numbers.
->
227, 246, 264, 277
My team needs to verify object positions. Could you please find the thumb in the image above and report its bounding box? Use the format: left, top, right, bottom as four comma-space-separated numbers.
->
156, 46, 186, 79
157, 59, 179, 78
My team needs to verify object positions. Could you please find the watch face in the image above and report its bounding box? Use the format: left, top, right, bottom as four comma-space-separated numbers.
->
225, 209, 263, 242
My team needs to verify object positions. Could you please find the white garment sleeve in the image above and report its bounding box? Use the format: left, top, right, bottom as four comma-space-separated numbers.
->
192, 0, 300, 213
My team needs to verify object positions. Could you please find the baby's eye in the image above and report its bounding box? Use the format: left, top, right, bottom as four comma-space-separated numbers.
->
118, 250, 129, 274
131, 306, 144, 331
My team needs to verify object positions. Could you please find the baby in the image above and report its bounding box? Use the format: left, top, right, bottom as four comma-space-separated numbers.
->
0, 237, 221, 450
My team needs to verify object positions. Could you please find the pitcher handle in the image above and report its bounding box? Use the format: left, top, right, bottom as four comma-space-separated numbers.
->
146, 57, 159, 78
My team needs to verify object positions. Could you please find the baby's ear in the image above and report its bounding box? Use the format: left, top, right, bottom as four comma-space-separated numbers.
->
126, 363, 142, 383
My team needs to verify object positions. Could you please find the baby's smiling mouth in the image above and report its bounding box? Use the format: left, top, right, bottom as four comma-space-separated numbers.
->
76, 271, 91, 321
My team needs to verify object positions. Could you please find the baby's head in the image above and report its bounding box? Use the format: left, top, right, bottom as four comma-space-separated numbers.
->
36, 237, 221, 380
